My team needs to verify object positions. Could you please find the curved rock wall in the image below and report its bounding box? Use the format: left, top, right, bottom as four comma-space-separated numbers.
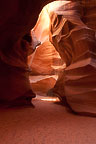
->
49, 0, 96, 116
0, 0, 54, 104
28, 3, 64, 75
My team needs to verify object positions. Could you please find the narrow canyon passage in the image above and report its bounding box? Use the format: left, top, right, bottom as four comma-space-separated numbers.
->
29, 0, 96, 116
0, 0, 96, 143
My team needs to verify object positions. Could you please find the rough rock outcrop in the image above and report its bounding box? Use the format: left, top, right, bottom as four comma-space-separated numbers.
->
49, 0, 96, 116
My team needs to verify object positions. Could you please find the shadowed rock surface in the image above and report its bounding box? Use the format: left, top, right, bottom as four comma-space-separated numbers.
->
0, 0, 53, 106
49, 0, 96, 116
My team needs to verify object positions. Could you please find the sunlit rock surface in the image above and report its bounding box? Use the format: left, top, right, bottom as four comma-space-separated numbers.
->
28, 4, 64, 75
28, 41, 63, 75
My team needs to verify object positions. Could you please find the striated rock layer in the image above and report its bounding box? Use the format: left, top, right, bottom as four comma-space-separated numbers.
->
49, 0, 96, 116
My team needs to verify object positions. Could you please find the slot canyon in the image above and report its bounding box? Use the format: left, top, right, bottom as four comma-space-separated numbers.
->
0, 0, 96, 144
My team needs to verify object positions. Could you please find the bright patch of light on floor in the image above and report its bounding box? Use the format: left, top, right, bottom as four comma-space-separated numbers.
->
41, 97, 60, 102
